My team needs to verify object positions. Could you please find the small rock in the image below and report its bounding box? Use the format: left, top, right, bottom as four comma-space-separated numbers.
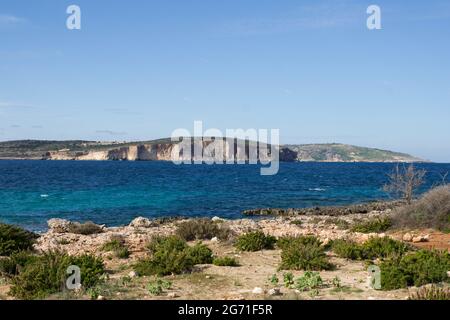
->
205, 275, 212, 279
211, 237, 219, 242
379, 233, 386, 238
446, 271, 450, 278
97, 295, 106, 300
367, 296, 376, 300
129, 217, 153, 228
268, 288, 281, 296
168, 292, 179, 298
212, 216, 224, 222
412, 235, 428, 243
128, 271, 138, 278
402, 233, 413, 242
252, 287, 264, 294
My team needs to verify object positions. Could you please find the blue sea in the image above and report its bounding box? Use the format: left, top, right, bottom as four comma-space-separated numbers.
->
0, 160, 449, 231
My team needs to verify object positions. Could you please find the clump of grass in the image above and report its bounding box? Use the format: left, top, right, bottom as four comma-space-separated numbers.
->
380, 250, 450, 290
176, 219, 231, 241
67, 221, 103, 235
392, 185, 450, 232
101, 236, 130, 259
294, 271, 323, 292
331, 237, 409, 261
0, 223, 38, 256
408, 285, 450, 300
290, 220, 303, 226
0, 251, 38, 277
283, 272, 294, 288
324, 218, 350, 230
147, 278, 172, 296
212, 256, 239, 267
134, 236, 213, 276
279, 235, 333, 271
9, 251, 105, 299
235, 231, 276, 252
351, 216, 392, 233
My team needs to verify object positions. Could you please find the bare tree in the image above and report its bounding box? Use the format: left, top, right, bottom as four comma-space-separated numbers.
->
383, 163, 426, 204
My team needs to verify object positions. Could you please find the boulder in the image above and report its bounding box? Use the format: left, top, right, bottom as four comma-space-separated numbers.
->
268, 288, 281, 296
412, 235, 429, 243
252, 287, 264, 294
47, 218, 73, 233
129, 217, 153, 228
402, 233, 413, 242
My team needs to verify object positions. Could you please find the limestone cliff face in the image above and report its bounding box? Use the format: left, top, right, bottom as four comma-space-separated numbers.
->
42, 140, 283, 162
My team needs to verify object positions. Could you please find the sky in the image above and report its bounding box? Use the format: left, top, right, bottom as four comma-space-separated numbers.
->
0, 0, 450, 162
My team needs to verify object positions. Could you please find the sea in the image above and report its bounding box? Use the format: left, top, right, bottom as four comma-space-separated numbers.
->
1, 160, 449, 231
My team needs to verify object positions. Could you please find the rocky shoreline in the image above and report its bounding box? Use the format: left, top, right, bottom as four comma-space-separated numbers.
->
242, 200, 405, 216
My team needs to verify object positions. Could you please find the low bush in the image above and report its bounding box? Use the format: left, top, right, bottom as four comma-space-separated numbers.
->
331, 237, 409, 260
101, 236, 130, 259
188, 242, 213, 265
212, 256, 239, 267
176, 219, 231, 241
67, 222, 103, 235
235, 231, 276, 252
9, 251, 105, 299
408, 285, 450, 300
392, 185, 450, 232
380, 250, 450, 290
279, 240, 333, 271
0, 223, 38, 256
147, 278, 172, 296
0, 251, 38, 277
294, 271, 323, 292
277, 235, 322, 250
351, 217, 392, 233
135, 236, 214, 276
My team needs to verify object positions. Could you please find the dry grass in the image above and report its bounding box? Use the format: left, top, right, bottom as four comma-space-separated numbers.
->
392, 185, 450, 232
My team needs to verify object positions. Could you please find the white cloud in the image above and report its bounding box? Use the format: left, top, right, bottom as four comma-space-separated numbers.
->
0, 14, 26, 25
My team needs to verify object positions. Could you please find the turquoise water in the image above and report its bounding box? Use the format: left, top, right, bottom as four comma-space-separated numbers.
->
1, 160, 449, 231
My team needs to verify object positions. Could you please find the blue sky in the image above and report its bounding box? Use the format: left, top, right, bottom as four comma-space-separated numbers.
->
1, 0, 450, 161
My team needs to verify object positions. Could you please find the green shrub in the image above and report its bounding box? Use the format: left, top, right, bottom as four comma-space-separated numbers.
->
0, 223, 38, 256
212, 256, 239, 267
101, 237, 130, 259
135, 237, 192, 276
135, 236, 213, 276
279, 242, 333, 271
188, 242, 213, 264
380, 250, 450, 290
9, 251, 105, 299
283, 272, 294, 287
0, 251, 38, 277
67, 221, 103, 235
409, 285, 450, 300
351, 217, 392, 233
269, 274, 279, 285
289, 220, 302, 226
277, 235, 322, 250
392, 185, 450, 232
147, 278, 172, 296
235, 231, 276, 251
176, 219, 231, 241
294, 271, 323, 292
331, 237, 409, 260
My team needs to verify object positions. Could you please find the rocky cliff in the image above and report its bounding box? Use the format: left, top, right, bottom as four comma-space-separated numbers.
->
0, 139, 426, 162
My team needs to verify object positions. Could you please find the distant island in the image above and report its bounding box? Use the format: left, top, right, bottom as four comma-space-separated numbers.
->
0, 139, 425, 162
